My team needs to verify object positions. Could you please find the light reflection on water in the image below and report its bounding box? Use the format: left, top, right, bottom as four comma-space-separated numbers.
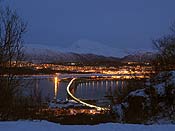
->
25, 76, 129, 106
54, 77, 59, 99
74, 80, 126, 101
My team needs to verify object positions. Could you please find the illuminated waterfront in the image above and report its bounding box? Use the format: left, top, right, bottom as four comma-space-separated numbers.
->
24, 74, 145, 108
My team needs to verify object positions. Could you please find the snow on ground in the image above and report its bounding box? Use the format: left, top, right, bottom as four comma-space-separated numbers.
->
128, 89, 148, 98
0, 121, 174, 131
113, 104, 124, 121
153, 83, 166, 96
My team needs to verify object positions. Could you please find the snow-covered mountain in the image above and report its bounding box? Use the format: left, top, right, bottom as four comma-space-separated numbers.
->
24, 43, 120, 64
24, 45, 66, 63
25, 39, 129, 57
24, 39, 154, 63
62, 39, 126, 57
121, 51, 156, 62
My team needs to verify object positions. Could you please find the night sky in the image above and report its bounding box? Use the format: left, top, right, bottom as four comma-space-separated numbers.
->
3, 0, 175, 50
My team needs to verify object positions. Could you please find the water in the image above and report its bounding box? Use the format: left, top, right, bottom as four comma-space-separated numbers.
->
22, 75, 143, 107
74, 80, 126, 100
23, 76, 69, 101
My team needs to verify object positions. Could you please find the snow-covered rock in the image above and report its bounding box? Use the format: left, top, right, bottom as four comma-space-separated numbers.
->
113, 104, 124, 121
153, 83, 166, 96
113, 70, 175, 124
152, 71, 175, 96
128, 89, 148, 98
168, 71, 175, 85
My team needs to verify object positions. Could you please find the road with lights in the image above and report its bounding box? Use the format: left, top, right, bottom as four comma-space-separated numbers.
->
66, 78, 110, 111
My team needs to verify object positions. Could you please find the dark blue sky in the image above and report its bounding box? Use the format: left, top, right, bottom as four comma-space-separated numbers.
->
4, 0, 175, 49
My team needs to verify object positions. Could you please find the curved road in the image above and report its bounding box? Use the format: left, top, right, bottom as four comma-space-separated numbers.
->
66, 78, 110, 111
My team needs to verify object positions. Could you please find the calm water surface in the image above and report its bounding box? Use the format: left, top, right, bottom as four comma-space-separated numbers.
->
23, 75, 134, 107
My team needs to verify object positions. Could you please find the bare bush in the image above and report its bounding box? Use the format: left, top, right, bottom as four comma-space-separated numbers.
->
153, 23, 175, 71
0, 7, 27, 119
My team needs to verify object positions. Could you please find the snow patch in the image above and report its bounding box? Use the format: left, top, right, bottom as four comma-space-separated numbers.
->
168, 71, 175, 85
153, 83, 166, 96
113, 104, 124, 121
49, 99, 82, 109
128, 89, 148, 98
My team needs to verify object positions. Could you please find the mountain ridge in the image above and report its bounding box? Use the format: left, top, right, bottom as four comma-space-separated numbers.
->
24, 40, 155, 64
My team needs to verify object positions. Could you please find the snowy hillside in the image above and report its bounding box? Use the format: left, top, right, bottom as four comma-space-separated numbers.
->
24, 39, 154, 63
121, 51, 156, 62
0, 121, 174, 131
24, 39, 128, 58
24, 45, 70, 63
63, 39, 127, 57
24, 44, 120, 63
